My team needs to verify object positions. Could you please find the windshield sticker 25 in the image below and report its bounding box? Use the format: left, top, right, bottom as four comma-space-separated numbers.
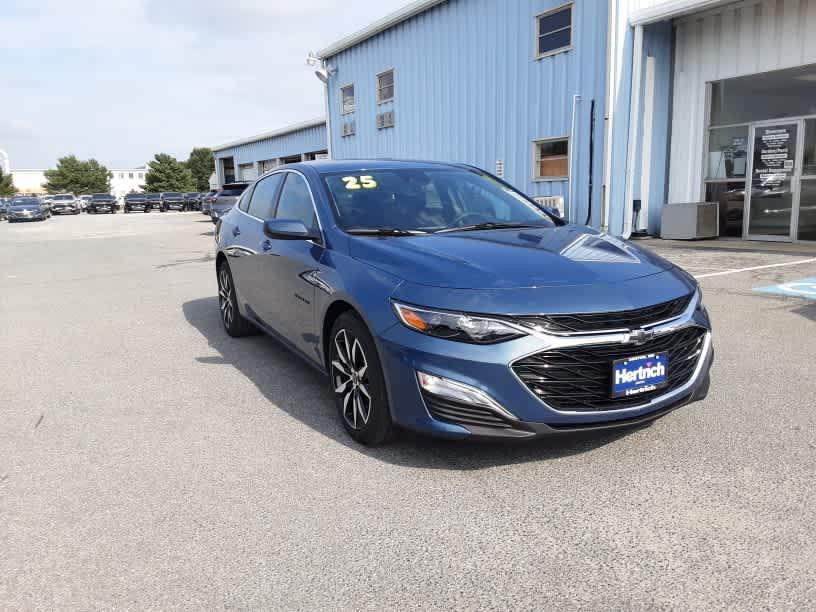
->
341, 176, 378, 190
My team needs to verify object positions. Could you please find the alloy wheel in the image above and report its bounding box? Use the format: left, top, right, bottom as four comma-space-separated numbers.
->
218, 266, 234, 328
332, 329, 371, 430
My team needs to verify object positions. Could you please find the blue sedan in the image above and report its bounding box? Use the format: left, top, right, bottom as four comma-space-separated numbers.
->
215, 160, 713, 445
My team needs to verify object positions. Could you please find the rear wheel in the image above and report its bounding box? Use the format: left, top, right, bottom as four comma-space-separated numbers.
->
329, 312, 393, 446
217, 261, 257, 337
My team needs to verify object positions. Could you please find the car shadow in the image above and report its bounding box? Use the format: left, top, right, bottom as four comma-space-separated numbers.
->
182, 297, 638, 470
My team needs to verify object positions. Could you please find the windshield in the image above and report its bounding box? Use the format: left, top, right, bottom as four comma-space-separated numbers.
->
322, 168, 555, 233
92, 194, 113, 200
11, 198, 39, 206
145, 194, 161, 200
164, 192, 182, 197
126, 194, 145, 199
54, 194, 74, 201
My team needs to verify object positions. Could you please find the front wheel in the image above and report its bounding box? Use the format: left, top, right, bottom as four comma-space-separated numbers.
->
329, 312, 393, 446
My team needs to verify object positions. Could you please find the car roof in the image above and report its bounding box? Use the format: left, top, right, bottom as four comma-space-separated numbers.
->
280, 159, 471, 174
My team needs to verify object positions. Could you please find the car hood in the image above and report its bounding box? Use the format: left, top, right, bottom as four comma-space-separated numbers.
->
348, 225, 674, 289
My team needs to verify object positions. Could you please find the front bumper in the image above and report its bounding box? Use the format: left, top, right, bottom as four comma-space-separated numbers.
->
376, 304, 713, 440
9, 211, 44, 220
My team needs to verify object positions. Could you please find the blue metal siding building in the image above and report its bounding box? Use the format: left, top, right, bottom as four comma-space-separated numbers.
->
212, 119, 327, 185
319, 0, 609, 227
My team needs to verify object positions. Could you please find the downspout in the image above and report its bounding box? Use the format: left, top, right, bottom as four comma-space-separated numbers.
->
601, 0, 619, 233
322, 60, 333, 160
622, 23, 644, 239
568, 94, 582, 223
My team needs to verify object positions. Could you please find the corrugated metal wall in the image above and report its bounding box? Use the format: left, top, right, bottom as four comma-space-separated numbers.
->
325, 0, 609, 225
213, 122, 327, 171
668, 0, 816, 203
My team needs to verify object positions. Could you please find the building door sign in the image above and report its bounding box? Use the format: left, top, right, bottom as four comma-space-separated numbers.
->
745, 121, 801, 241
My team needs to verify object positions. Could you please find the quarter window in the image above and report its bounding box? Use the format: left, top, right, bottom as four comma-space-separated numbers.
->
536, 4, 572, 58
377, 70, 394, 104
247, 173, 284, 219
275, 173, 317, 231
341, 84, 355, 114
534, 138, 569, 180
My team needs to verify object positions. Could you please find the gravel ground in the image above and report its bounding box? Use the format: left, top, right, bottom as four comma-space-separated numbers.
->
1, 213, 815, 610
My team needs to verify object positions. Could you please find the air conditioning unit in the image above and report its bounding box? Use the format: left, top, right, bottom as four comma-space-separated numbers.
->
377, 110, 395, 129
341, 121, 355, 137
660, 202, 719, 239
534, 195, 565, 218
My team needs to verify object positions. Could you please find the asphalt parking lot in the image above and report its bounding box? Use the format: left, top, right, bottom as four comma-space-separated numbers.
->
1, 214, 815, 609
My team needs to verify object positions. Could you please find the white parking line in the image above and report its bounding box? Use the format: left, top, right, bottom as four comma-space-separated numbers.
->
696, 258, 816, 279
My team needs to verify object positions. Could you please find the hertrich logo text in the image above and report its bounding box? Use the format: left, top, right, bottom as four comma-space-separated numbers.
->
615, 360, 666, 396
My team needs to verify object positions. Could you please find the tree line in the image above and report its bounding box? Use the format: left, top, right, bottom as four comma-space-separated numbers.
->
0, 148, 215, 197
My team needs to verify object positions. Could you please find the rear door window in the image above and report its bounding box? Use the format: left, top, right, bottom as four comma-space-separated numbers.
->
247, 173, 284, 219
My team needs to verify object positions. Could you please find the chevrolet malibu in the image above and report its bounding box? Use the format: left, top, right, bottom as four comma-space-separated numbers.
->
215, 161, 713, 445
7, 196, 51, 222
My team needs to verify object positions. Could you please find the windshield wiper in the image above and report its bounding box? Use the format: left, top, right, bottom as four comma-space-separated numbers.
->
345, 228, 427, 236
436, 222, 546, 234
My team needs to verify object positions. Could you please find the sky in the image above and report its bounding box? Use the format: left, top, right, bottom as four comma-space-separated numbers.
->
0, 0, 409, 169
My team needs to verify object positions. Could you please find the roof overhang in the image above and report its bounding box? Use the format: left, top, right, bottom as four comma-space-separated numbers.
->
317, 0, 448, 58
212, 118, 326, 153
629, 0, 732, 25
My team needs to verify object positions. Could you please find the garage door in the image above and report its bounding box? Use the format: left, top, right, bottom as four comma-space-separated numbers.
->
238, 163, 257, 181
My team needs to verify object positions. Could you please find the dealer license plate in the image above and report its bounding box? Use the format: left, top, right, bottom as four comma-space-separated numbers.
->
611, 352, 668, 398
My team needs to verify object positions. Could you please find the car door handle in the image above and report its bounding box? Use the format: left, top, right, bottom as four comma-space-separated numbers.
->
232, 226, 241, 237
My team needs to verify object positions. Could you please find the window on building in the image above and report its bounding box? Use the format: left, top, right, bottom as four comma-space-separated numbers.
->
533, 138, 569, 180
377, 70, 394, 104
119, 172, 125, 179
128, 172, 134, 179
536, 4, 572, 58
341, 84, 355, 114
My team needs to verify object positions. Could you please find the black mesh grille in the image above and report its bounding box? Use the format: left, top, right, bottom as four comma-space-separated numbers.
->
422, 393, 514, 429
512, 326, 707, 412
515, 294, 692, 334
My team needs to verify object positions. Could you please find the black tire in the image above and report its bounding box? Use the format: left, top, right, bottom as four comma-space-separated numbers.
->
216, 261, 257, 337
329, 312, 393, 446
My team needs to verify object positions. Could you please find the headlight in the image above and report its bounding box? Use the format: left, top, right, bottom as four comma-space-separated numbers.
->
694, 287, 707, 316
392, 302, 525, 344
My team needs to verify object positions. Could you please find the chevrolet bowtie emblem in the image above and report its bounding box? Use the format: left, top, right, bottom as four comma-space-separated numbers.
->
627, 328, 655, 346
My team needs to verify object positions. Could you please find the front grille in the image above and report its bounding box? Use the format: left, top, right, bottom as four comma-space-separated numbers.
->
515, 294, 692, 335
422, 392, 514, 429
512, 326, 707, 412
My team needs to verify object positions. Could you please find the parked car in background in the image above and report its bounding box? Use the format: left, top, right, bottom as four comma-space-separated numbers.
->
144, 193, 162, 211
87, 193, 117, 214
215, 160, 713, 445
7, 196, 51, 222
0, 198, 8, 220
184, 192, 201, 211
209, 182, 249, 224
50, 193, 81, 215
160, 192, 186, 212
78, 195, 93, 212
124, 193, 149, 213
201, 190, 218, 216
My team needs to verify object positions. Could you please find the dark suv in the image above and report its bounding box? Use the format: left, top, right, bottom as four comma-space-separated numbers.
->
209, 183, 250, 224
124, 193, 149, 213
87, 193, 117, 214
144, 193, 162, 211
160, 192, 186, 212
184, 192, 201, 211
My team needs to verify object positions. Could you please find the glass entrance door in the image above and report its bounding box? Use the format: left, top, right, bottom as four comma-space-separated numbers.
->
745, 121, 800, 240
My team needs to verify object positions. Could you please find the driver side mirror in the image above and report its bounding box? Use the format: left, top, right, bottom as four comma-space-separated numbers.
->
263, 219, 320, 241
